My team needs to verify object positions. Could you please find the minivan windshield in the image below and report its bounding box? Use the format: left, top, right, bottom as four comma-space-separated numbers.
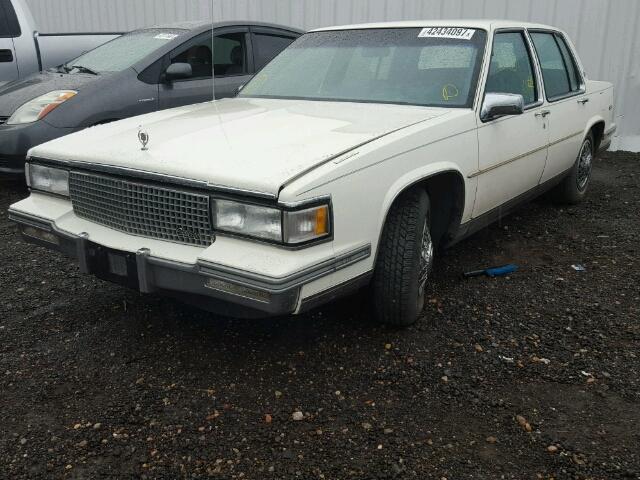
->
63, 28, 186, 74
240, 27, 487, 108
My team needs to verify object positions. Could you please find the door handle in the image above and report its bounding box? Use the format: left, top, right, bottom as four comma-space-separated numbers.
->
535, 110, 551, 118
0, 49, 14, 63
577, 98, 590, 105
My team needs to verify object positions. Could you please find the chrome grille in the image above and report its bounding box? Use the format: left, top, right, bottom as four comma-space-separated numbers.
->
69, 171, 214, 247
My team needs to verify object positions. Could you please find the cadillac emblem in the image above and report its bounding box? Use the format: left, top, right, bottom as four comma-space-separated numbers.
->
138, 126, 150, 151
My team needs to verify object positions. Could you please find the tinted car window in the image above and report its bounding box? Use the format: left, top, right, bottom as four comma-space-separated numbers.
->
486, 32, 537, 105
66, 29, 185, 73
531, 32, 575, 99
215, 33, 247, 77
171, 32, 247, 78
0, 0, 21, 38
253, 33, 295, 71
555, 35, 581, 91
241, 28, 488, 108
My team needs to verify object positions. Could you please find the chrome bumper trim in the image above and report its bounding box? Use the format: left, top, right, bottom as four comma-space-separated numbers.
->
8, 210, 371, 317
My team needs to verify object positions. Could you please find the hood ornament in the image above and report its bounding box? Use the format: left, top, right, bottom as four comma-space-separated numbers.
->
138, 126, 150, 151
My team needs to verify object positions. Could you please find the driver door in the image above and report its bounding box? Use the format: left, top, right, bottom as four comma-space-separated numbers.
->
474, 30, 549, 217
158, 27, 252, 110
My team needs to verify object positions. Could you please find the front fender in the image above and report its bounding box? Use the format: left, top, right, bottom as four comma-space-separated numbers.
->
380, 161, 469, 230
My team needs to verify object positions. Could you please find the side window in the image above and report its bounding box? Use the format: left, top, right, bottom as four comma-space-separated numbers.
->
170, 32, 247, 79
253, 33, 295, 71
485, 32, 537, 106
213, 33, 247, 77
555, 35, 581, 92
531, 32, 581, 99
171, 33, 213, 79
0, 0, 21, 38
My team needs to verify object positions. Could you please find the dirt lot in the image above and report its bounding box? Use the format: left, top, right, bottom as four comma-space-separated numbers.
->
0, 152, 638, 480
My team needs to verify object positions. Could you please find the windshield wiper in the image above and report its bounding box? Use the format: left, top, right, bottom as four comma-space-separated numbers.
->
70, 65, 99, 76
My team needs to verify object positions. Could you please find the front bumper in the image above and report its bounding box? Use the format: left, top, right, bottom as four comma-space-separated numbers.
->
0, 121, 76, 174
8, 210, 371, 318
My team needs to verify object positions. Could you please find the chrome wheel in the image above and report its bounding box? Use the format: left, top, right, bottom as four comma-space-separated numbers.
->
576, 139, 593, 191
416, 220, 434, 312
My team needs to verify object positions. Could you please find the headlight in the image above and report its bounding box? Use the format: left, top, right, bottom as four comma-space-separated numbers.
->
214, 200, 282, 242
26, 164, 70, 197
7, 90, 77, 125
213, 199, 331, 245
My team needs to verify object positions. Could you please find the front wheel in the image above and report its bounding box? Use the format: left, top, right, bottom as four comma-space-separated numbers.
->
372, 189, 433, 327
551, 132, 595, 204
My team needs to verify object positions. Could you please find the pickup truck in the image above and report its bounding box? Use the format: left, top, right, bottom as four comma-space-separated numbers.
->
9, 20, 616, 327
0, 0, 119, 87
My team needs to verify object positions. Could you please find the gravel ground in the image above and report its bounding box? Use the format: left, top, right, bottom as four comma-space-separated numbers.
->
1, 152, 638, 480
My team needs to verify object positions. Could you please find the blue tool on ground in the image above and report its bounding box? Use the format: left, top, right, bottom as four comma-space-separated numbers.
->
463, 264, 518, 278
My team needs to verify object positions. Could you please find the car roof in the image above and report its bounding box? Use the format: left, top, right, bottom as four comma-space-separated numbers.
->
141, 20, 304, 35
312, 19, 557, 32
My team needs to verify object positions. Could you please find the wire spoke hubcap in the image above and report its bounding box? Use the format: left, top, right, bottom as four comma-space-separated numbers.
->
417, 220, 434, 311
577, 140, 593, 190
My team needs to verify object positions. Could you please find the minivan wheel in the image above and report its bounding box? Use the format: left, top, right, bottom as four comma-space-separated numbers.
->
372, 189, 433, 327
551, 132, 595, 204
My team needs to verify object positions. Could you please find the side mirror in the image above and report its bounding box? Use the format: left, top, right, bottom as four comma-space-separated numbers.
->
481, 93, 525, 121
164, 63, 192, 82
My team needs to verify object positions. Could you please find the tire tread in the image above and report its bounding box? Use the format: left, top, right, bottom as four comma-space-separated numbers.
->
372, 189, 429, 326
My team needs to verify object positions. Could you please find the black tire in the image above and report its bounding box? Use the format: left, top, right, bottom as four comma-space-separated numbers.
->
372, 189, 433, 327
551, 132, 595, 204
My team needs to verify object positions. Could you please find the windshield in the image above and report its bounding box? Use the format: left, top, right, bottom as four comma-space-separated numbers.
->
64, 28, 186, 73
240, 28, 487, 108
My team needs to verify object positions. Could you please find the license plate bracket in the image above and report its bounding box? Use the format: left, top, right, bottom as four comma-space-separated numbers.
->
108, 253, 128, 277
87, 243, 139, 290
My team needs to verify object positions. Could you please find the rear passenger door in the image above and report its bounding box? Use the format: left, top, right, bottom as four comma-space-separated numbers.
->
158, 27, 251, 110
250, 27, 298, 73
0, 0, 20, 86
529, 30, 587, 182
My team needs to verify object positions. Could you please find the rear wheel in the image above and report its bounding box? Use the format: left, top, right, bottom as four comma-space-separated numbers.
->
551, 132, 594, 204
372, 189, 433, 327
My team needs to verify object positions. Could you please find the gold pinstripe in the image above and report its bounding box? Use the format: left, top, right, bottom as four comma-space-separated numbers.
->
468, 130, 583, 178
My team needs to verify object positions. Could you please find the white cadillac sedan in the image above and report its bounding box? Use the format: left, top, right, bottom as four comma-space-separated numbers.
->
9, 21, 616, 326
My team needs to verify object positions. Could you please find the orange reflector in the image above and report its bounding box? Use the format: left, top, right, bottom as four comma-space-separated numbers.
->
315, 206, 328, 235
37, 92, 77, 120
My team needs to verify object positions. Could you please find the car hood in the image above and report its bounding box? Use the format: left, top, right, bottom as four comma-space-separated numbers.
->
0, 70, 101, 116
30, 98, 451, 197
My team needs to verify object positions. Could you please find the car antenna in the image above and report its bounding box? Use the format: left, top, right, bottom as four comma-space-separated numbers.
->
210, 0, 230, 146
210, 0, 216, 101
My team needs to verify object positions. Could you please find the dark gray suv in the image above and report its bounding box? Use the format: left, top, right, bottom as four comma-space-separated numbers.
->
0, 21, 302, 173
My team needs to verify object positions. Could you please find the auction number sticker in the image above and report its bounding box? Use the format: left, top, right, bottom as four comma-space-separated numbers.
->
155, 33, 179, 40
418, 27, 476, 40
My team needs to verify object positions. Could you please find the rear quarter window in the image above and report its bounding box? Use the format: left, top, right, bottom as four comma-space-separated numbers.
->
0, 0, 21, 38
555, 35, 581, 91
